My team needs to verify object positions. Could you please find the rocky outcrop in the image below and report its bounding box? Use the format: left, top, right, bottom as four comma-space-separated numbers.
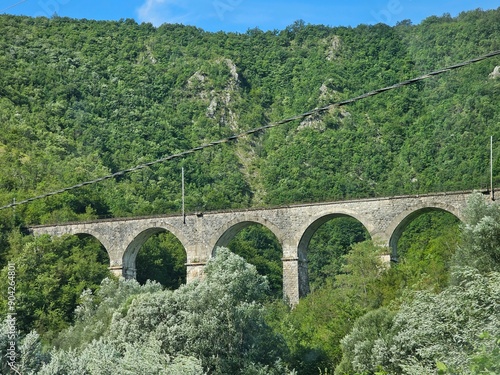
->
489, 66, 500, 79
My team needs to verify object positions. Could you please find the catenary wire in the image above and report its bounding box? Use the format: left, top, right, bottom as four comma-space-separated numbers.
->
1, 0, 29, 13
1, 49, 499, 211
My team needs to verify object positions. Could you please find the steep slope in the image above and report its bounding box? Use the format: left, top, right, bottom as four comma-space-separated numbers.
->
0, 10, 498, 226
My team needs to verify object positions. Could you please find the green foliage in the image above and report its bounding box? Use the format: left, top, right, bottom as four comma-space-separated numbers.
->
135, 231, 187, 288
335, 241, 388, 309
308, 217, 370, 291
337, 268, 500, 375
44, 248, 289, 374
335, 308, 395, 375
467, 334, 500, 375
0, 10, 498, 373
397, 210, 460, 260
0, 10, 498, 225
0, 233, 111, 340
38, 339, 205, 375
390, 268, 500, 374
436, 334, 500, 375
268, 289, 366, 374
0, 322, 49, 374
228, 224, 283, 298
53, 277, 163, 351
110, 248, 288, 373
337, 195, 500, 375
267, 241, 388, 374
376, 211, 460, 304
452, 192, 500, 275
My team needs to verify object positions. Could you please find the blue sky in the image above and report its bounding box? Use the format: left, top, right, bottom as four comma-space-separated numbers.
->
2, 0, 499, 32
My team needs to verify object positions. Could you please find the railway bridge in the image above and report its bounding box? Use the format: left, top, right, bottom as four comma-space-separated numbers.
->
30, 190, 488, 304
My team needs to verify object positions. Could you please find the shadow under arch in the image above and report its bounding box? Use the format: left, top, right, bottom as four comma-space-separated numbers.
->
211, 217, 284, 256
122, 227, 188, 286
388, 206, 462, 260
297, 213, 372, 294
298, 213, 372, 257
55, 232, 112, 271
60, 230, 113, 261
72, 232, 110, 263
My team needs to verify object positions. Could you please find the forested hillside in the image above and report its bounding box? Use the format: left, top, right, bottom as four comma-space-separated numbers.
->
0, 9, 499, 225
0, 8, 500, 374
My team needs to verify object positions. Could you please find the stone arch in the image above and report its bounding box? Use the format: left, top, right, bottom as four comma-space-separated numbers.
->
37, 228, 112, 263
68, 231, 110, 263
294, 210, 373, 298
42, 230, 113, 279
122, 224, 189, 280
386, 204, 462, 260
211, 216, 285, 298
297, 210, 373, 258
64, 230, 111, 252
211, 216, 285, 256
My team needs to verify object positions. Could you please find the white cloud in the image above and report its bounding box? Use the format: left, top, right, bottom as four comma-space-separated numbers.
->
137, 0, 198, 26
136, 0, 286, 31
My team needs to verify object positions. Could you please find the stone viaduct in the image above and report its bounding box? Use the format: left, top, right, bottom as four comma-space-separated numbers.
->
29, 190, 488, 305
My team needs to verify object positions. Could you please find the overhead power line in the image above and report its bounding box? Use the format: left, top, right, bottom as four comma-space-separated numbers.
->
1, 49, 499, 211
1, 0, 29, 13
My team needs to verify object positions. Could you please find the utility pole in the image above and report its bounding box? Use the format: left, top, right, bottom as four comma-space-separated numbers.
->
491, 136, 495, 201
182, 167, 186, 223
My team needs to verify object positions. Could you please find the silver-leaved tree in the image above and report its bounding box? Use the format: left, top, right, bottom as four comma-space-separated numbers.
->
2, 248, 292, 374
335, 192, 500, 375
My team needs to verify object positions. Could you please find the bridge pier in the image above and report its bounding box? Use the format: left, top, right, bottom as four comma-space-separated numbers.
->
108, 265, 137, 279
282, 257, 298, 305
123, 267, 137, 279
282, 258, 310, 305
186, 262, 206, 282
109, 266, 124, 278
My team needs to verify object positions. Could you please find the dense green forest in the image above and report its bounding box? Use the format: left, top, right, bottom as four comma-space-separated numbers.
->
0, 7, 499, 374
0, 9, 499, 223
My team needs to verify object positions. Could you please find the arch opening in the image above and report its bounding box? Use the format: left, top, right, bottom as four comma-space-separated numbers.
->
218, 222, 283, 299
71, 233, 111, 270
390, 208, 461, 261
389, 209, 460, 291
128, 228, 187, 289
300, 214, 371, 293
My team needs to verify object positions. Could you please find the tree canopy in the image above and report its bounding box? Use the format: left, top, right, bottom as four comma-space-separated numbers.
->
0, 8, 499, 374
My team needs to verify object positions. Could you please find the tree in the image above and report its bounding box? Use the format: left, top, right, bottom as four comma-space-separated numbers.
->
267, 288, 366, 374
335, 308, 395, 375
38, 339, 205, 375
135, 231, 187, 289
335, 241, 388, 309
308, 217, 370, 291
44, 248, 290, 374
227, 224, 283, 298
336, 268, 500, 375
452, 192, 500, 276
0, 232, 111, 340
0, 321, 49, 374
53, 277, 163, 351
336, 194, 500, 374
267, 241, 387, 374
376, 211, 460, 304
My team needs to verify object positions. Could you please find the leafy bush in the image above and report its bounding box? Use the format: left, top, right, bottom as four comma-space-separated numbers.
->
452, 192, 500, 275
40, 248, 290, 374
336, 193, 500, 375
